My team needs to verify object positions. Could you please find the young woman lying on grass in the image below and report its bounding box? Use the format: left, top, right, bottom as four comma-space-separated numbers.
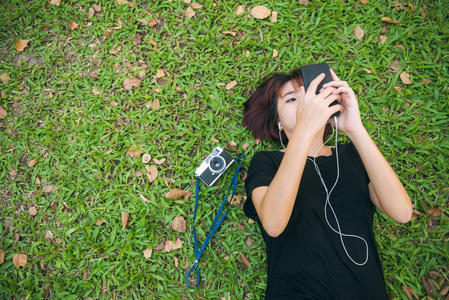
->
242, 66, 413, 299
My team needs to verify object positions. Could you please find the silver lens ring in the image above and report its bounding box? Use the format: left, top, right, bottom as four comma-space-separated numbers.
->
209, 156, 226, 173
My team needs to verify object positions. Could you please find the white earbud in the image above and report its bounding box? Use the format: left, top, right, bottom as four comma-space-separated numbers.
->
278, 122, 282, 130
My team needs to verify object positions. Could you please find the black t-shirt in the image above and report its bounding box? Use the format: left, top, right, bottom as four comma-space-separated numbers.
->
244, 143, 389, 300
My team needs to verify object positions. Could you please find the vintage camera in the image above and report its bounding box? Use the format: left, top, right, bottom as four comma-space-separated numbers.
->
195, 147, 235, 186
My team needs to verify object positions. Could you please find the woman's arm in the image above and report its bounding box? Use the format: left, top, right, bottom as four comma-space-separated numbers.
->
324, 70, 413, 223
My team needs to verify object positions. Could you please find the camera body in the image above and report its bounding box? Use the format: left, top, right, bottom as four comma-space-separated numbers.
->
195, 147, 235, 186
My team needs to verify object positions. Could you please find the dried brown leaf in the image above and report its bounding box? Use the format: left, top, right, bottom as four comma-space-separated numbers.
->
191, 2, 203, 9
0, 250, 4, 265
270, 11, 278, 23
117, 0, 134, 7
164, 239, 183, 252
381, 17, 402, 24
45, 230, 53, 239
170, 216, 187, 233
402, 285, 413, 299
235, 5, 245, 15
185, 7, 195, 18
250, 6, 271, 19
363, 68, 372, 74
395, 44, 405, 50
379, 35, 387, 44
92, 88, 101, 95
1, 73, 10, 84
225, 80, 238, 90
420, 7, 426, 18
428, 208, 442, 217
400, 71, 412, 84
93, 4, 102, 12
142, 153, 151, 164
148, 19, 157, 27
166, 189, 191, 200
28, 159, 38, 167
29, 207, 37, 216
298, 0, 309, 6
121, 212, 130, 229
128, 145, 141, 157
16, 40, 30, 52
439, 286, 449, 296
223, 31, 237, 36
353, 26, 364, 41
0, 106, 6, 119
138, 194, 149, 203
390, 59, 401, 72
49, 0, 61, 6
13, 254, 27, 268
43, 185, 54, 193
239, 253, 250, 268
95, 219, 104, 225
143, 248, 152, 258
153, 158, 166, 165
82, 272, 88, 280
422, 276, 435, 294
408, 1, 415, 12
146, 165, 158, 182
70, 22, 79, 30
109, 46, 122, 54
421, 77, 430, 85
123, 78, 141, 90
110, 101, 118, 107
242, 143, 249, 151
272, 49, 278, 58
211, 137, 220, 143
156, 69, 165, 78
360, 0, 368, 3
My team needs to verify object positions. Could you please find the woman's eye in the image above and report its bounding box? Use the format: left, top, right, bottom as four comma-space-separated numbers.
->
286, 98, 296, 103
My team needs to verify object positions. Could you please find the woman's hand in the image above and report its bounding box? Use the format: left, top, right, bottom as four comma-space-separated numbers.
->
321, 69, 365, 136
293, 73, 341, 139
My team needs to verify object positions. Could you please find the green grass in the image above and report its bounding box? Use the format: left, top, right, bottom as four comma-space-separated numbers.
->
0, 0, 448, 299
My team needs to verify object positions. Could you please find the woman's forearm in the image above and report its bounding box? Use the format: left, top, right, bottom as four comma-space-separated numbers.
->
348, 128, 413, 223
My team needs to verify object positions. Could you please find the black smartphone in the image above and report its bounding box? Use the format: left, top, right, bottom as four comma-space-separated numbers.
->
299, 63, 340, 118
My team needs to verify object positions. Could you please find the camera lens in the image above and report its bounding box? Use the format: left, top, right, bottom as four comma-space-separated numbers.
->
209, 156, 225, 173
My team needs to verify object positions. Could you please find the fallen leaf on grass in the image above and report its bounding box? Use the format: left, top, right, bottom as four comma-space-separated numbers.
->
143, 248, 152, 258
270, 11, 278, 23
165, 189, 191, 200
0, 106, 6, 119
110, 101, 118, 107
92, 88, 101, 95
170, 216, 187, 233
379, 35, 387, 44
250, 6, 270, 19
29, 207, 37, 216
45, 230, 53, 239
439, 286, 449, 296
27, 159, 38, 167
422, 275, 436, 295
117, 0, 134, 7
142, 153, 151, 164
390, 60, 401, 72
16, 40, 30, 52
400, 71, 412, 84
360, 0, 367, 3
121, 212, 130, 229
353, 26, 364, 41
0, 250, 4, 265
70, 22, 79, 30
191, 2, 203, 9
298, 0, 309, 6
225, 80, 238, 90
95, 219, 104, 225
13, 254, 27, 268
223, 31, 237, 36
185, 7, 195, 18
381, 17, 402, 24
272, 49, 278, 58
420, 7, 426, 19
1, 73, 10, 84
239, 253, 250, 268
109, 46, 122, 54
148, 19, 157, 27
427, 208, 442, 217
153, 158, 166, 165
156, 69, 165, 78
82, 273, 88, 280
235, 5, 245, 15
145, 165, 158, 182
164, 239, 183, 252
43, 186, 56, 193
421, 77, 430, 85
49, 0, 61, 6
123, 78, 141, 90
242, 143, 249, 151
128, 145, 141, 157
138, 194, 150, 203
363, 68, 372, 74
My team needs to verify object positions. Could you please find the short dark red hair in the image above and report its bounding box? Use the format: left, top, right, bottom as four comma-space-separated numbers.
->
242, 68, 303, 142
242, 67, 331, 142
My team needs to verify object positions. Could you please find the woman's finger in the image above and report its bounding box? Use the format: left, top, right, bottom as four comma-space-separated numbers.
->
330, 68, 340, 81
322, 80, 349, 89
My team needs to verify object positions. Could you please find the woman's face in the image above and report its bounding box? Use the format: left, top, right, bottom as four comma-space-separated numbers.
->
276, 80, 301, 138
